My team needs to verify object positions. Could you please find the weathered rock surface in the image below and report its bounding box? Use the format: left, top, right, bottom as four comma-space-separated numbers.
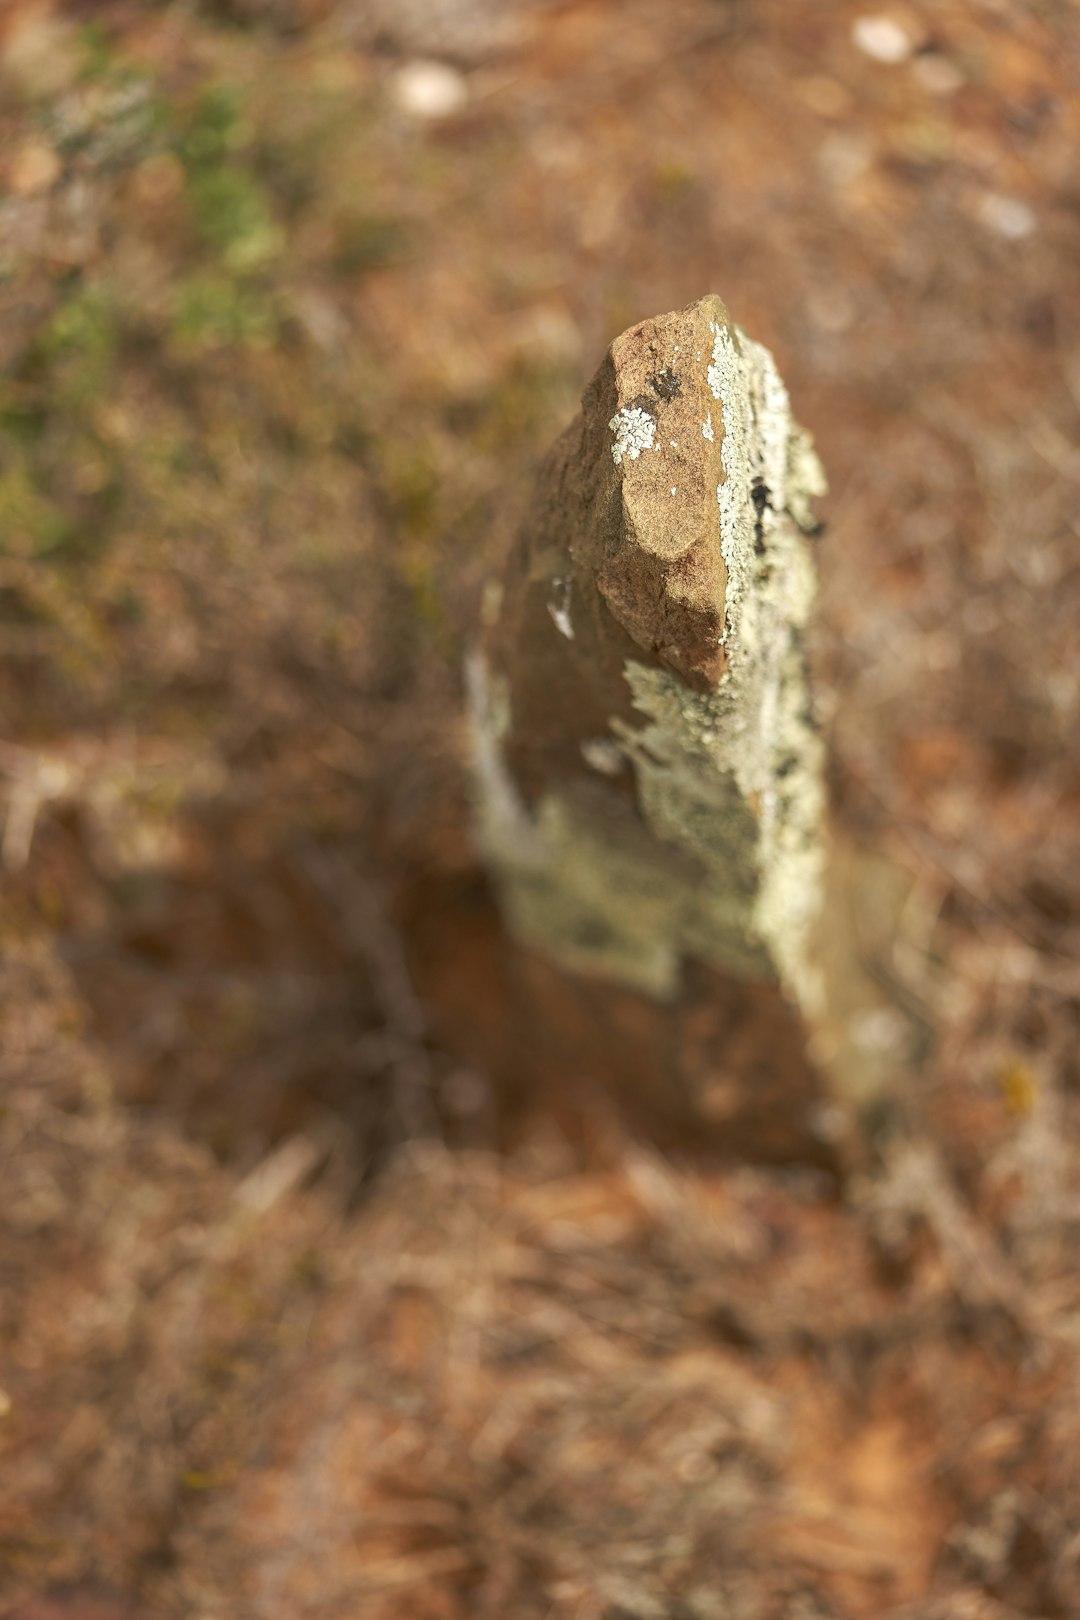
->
470, 294, 828, 1016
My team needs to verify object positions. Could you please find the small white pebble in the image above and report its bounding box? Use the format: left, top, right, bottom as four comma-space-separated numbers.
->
852, 15, 913, 63
976, 192, 1036, 240
669, 439, 679, 448
670, 486, 677, 496
392, 59, 468, 120
701, 411, 714, 442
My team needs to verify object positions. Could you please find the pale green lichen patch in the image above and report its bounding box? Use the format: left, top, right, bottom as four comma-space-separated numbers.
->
668, 314, 828, 1008
787, 426, 829, 533
497, 794, 685, 997
476, 779, 772, 998
614, 657, 821, 997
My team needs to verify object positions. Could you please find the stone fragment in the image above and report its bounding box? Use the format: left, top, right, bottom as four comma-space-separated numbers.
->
469, 295, 827, 1015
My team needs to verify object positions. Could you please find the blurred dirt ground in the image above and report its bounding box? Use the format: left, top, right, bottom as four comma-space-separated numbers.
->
2, 0, 1080, 1615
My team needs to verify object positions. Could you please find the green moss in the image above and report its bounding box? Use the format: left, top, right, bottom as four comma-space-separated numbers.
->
177, 83, 248, 171
76, 21, 114, 80
188, 167, 283, 271
333, 215, 411, 274
172, 272, 280, 350
35, 284, 117, 405
42, 286, 115, 363
0, 467, 75, 557
171, 82, 283, 272
0, 393, 48, 446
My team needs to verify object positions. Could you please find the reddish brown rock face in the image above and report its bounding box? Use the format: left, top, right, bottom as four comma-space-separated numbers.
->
482, 298, 740, 819
597, 300, 731, 690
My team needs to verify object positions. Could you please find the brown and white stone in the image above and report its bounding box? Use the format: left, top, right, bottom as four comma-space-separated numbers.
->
469, 294, 828, 1014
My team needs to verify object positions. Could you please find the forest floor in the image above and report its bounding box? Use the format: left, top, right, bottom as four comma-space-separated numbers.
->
2, 1, 1080, 1616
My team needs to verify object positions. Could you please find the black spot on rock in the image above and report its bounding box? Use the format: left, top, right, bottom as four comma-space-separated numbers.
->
648, 367, 682, 402
751, 477, 771, 555
626, 392, 658, 418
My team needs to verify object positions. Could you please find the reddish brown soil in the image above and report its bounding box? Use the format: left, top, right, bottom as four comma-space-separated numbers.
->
1, 1, 1079, 1616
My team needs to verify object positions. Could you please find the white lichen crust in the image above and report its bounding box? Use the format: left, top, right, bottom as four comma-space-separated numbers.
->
608, 405, 657, 465
470, 302, 828, 1013
688, 317, 828, 1012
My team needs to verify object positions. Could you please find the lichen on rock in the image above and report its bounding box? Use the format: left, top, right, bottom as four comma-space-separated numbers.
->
470, 295, 828, 1013
608, 404, 658, 465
